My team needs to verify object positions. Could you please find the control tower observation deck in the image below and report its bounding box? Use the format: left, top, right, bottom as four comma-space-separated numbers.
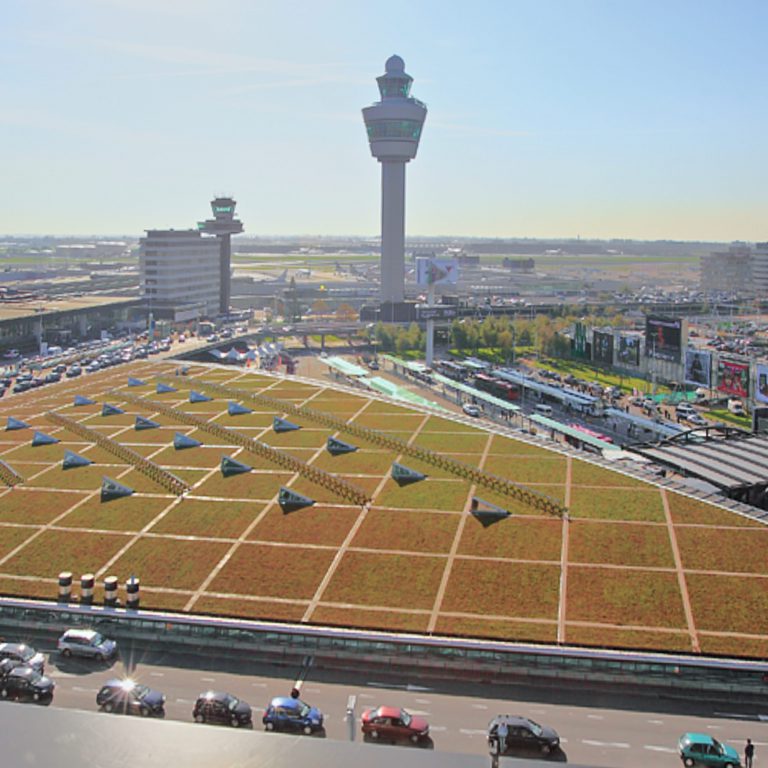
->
198, 196, 244, 315
362, 56, 427, 304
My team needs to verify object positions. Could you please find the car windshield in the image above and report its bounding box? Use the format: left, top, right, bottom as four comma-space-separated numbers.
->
227, 696, 240, 711
19, 646, 35, 661
299, 703, 311, 717
133, 684, 150, 699
90, 633, 104, 646
400, 710, 412, 727
711, 739, 724, 755
527, 719, 543, 737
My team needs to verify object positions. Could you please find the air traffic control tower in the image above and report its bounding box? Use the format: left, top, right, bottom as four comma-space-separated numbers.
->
363, 56, 427, 305
198, 196, 244, 315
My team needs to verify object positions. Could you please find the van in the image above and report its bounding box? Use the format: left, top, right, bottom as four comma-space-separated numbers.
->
534, 403, 553, 416
676, 402, 695, 416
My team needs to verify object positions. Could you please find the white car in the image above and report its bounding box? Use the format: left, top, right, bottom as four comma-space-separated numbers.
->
463, 403, 481, 417
58, 629, 117, 661
686, 413, 707, 426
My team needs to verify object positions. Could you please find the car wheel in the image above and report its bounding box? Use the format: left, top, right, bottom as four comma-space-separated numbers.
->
231, 716, 240, 728
541, 744, 551, 755
303, 725, 313, 736
724, 764, 735, 768
0, 689, 7, 698
265, 721, 275, 731
139, 707, 150, 717
195, 714, 205, 724
370, 730, 379, 740
683, 759, 695, 768
410, 734, 420, 744
33, 692, 40, 702
62, 648, 72, 658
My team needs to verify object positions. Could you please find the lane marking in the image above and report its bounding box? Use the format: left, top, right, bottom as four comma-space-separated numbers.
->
200, 677, 216, 682
645, 746, 676, 753
149, 672, 164, 677
459, 728, 488, 736
587, 714, 604, 720
71, 686, 99, 693
415, 698, 430, 704
582, 740, 630, 749
647, 719, 664, 725
471, 704, 488, 710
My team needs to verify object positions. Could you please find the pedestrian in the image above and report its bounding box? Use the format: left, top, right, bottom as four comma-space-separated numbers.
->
497, 717, 509, 755
745, 738, 754, 768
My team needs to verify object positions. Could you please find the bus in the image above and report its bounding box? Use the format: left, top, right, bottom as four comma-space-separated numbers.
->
436, 360, 468, 382
569, 423, 614, 443
474, 373, 520, 402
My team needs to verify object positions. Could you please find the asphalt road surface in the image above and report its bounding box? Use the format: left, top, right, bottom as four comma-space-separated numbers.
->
14, 641, 768, 768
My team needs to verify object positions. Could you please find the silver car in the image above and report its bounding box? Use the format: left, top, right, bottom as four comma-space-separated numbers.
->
57, 629, 117, 661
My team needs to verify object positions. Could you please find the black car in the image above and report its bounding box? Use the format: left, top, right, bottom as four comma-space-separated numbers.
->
0, 665, 55, 703
193, 691, 252, 727
488, 715, 560, 756
96, 679, 165, 717
0, 658, 22, 677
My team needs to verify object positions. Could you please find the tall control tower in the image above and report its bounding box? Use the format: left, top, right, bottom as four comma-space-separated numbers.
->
198, 196, 244, 315
363, 55, 427, 305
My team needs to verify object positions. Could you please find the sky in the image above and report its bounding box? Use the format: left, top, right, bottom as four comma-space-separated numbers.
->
2, 0, 767, 241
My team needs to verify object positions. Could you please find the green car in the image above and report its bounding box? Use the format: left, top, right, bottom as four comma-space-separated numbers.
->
678, 733, 741, 767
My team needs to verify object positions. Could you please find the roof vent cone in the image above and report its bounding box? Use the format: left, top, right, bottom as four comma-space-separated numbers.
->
362, 55, 427, 162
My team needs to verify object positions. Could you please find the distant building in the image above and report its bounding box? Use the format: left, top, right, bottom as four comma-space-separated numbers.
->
700, 243, 752, 292
753, 242, 768, 292
502, 257, 535, 271
139, 230, 220, 320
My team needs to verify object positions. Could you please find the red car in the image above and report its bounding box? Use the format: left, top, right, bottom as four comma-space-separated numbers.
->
361, 705, 430, 744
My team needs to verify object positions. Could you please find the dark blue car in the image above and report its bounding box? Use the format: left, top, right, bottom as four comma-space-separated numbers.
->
262, 696, 323, 735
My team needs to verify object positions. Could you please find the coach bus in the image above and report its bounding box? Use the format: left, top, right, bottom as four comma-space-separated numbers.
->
568, 423, 614, 444
474, 373, 520, 402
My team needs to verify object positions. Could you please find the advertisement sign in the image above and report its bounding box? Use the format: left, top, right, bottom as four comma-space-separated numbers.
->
415, 305, 458, 321
684, 349, 712, 387
617, 335, 640, 366
756, 363, 768, 404
716, 358, 750, 398
592, 331, 614, 365
572, 322, 588, 359
645, 315, 683, 362
415, 258, 459, 286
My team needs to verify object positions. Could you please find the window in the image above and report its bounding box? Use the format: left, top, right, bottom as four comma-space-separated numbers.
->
366, 120, 422, 140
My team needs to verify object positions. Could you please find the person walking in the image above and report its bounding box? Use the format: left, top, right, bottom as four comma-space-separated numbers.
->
745, 738, 754, 768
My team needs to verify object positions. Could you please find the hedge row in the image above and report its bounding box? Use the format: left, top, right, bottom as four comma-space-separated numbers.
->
45, 412, 189, 496
176, 377, 566, 518
116, 391, 370, 507
0, 459, 23, 487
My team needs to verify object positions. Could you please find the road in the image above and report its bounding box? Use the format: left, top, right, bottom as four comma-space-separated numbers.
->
16, 641, 768, 768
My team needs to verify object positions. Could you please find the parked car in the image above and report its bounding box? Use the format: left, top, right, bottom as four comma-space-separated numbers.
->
686, 413, 708, 426
58, 628, 117, 661
262, 696, 323, 734
678, 733, 741, 767
487, 715, 560, 756
96, 679, 165, 717
0, 665, 54, 703
462, 403, 481, 417
0, 658, 22, 677
193, 691, 252, 727
361, 705, 430, 744
0, 642, 45, 673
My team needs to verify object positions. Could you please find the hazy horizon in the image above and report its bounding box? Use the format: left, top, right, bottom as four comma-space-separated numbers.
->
3, 1, 767, 241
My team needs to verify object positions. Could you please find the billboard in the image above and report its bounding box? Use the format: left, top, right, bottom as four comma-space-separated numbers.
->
415, 305, 458, 321
716, 358, 750, 398
415, 258, 459, 286
756, 363, 768, 404
593, 331, 614, 365
645, 315, 683, 362
617, 335, 640, 366
684, 349, 712, 387
572, 322, 588, 359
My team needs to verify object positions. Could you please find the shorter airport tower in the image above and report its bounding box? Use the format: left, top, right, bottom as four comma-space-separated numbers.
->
198, 196, 244, 315
363, 55, 427, 305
